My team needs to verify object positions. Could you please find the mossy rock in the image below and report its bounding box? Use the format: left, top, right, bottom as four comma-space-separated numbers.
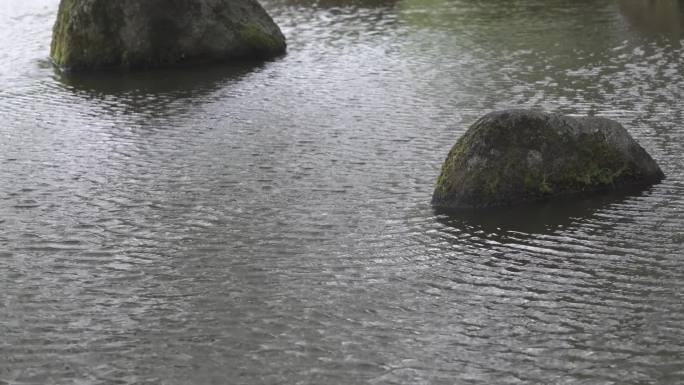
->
432, 109, 665, 208
50, 0, 287, 70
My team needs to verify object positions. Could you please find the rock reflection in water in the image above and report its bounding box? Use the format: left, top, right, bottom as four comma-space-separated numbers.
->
277, 0, 398, 7
53, 62, 260, 97
434, 188, 649, 236
618, 0, 684, 37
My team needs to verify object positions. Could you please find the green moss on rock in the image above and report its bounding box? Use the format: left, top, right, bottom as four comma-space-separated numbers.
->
239, 23, 286, 56
524, 173, 553, 195
432, 110, 664, 209
50, 0, 287, 70
435, 136, 469, 194
51, 0, 125, 68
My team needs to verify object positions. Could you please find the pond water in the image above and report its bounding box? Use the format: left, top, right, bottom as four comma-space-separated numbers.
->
1, 0, 683, 383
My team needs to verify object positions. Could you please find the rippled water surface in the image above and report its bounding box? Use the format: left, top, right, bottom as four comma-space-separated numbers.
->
2, 0, 684, 384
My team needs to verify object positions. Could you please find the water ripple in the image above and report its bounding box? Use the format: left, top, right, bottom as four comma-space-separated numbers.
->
2, 0, 684, 384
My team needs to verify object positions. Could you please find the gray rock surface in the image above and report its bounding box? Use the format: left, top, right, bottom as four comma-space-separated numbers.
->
432, 109, 665, 208
51, 0, 286, 70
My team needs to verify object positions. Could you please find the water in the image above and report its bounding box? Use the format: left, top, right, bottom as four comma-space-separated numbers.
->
1, 0, 683, 383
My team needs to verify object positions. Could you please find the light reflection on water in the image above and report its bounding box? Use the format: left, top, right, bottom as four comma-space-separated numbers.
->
1, 0, 683, 384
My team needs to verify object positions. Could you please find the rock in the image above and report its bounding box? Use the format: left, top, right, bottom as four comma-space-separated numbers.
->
432, 109, 665, 209
50, 0, 286, 70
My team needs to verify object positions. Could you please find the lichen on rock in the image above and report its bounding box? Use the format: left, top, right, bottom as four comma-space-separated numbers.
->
432, 109, 665, 209
50, 0, 287, 70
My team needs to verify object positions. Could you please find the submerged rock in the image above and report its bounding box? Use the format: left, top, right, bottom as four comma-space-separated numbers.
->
50, 0, 286, 70
432, 109, 664, 209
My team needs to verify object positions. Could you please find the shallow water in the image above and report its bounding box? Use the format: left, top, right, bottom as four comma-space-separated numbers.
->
1, 0, 683, 384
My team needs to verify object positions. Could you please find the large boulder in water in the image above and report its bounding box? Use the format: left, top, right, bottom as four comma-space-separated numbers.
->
50, 0, 286, 70
432, 110, 665, 209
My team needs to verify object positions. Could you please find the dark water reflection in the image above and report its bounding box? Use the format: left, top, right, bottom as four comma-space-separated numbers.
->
434, 188, 653, 236
54, 62, 260, 97
619, 0, 684, 38
1, 0, 684, 384
281, 0, 398, 7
